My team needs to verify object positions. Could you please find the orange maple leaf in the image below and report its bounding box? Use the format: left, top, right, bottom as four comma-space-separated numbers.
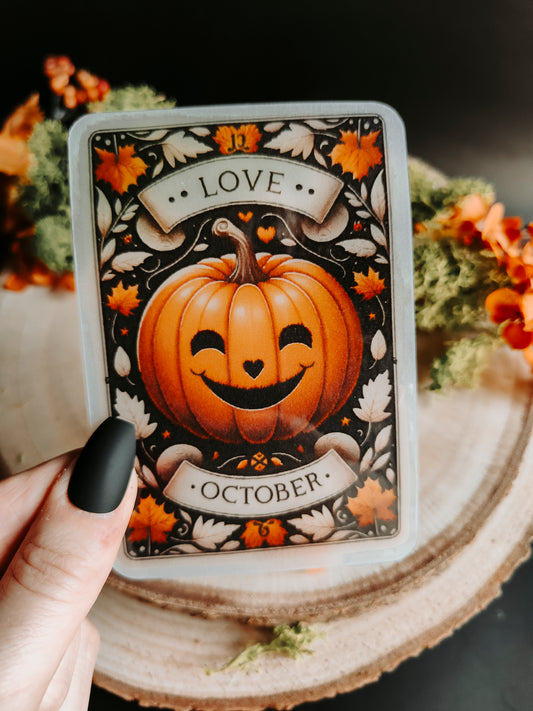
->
352, 267, 386, 300
94, 144, 148, 194
106, 281, 141, 316
241, 519, 287, 548
346, 478, 396, 527
128, 494, 177, 543
330, 130, 382, 180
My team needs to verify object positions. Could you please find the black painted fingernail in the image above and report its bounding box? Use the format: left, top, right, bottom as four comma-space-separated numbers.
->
68, 417, 136, 513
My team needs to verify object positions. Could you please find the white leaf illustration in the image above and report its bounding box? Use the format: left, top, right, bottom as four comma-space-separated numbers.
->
356, 210, 371, 219
173, 543, 201, 554
134, 129, 169, 141
189, 126, 211, 136
281, 237, 296, 247
162, 130, 213, 166
152, 159, 164, 178
264, 123, 315, 159
302, 204, 349, 242
114, 346, 131, 377
359, 447, 374, 473
101, 270, 115, 281
372, 452, 391, 471
370, 170, 386, 220
313, 148, 328, 168
193, 242, 209, 251
306, 119, 332, 129
141, 464, 158, 488
361, 181, 368, 201
179, 509, 193, 525
375, 424, 392, 452
370, 223, 387, 247
264, 121, 285, 132
114, 197, 122, 214
386, 467, 396, 484
344, 191, 362, 208
337, 238, 376, 257
329, 530, 358, 541
353, 371, 392, 423
375, 254, 389, 264
114, 389, 157, 439
111, 251, 152, 273
192, 517, 239, 550
288, 506, 336, 542
221, 540, 241, 551
289, 534, 310, 544
100, 238, 116, 267
371, 330, 387, 360
122, 204, 140, 221
112, 223, 129, 233
96, 187, 112, 239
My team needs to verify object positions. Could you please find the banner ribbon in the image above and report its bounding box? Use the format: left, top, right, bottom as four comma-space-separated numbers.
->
139, 155, 343, 232
163, 449, 357, 518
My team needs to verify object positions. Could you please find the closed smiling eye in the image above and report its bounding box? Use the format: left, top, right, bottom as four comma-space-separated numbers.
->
279, 324, 313, 350
191, 329, 225, 356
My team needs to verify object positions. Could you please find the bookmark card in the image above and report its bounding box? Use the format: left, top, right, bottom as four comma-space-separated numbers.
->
69, 102, 417, 578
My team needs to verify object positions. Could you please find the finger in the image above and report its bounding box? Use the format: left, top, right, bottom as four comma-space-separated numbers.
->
0, 452, 75, 575
38, 626, 81, 711
0, 417, 136, 711
38, 621, 100, 711
56, 621, 100, 711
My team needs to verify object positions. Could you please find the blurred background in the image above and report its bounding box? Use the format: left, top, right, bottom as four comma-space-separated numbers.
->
1, 0, 532, 708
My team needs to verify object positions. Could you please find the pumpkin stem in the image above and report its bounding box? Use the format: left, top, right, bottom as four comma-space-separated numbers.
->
212, 218, 268, 284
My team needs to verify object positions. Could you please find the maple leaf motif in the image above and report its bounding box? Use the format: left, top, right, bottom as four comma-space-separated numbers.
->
330, 130, 382, 180
346, 478, 396, 528
353, 371, 392, 423
213, 124, 261, 154
352, 267, 386, 300
94, 144, 148, 194
128, 494, 177, 543
241, 519, 288, 548
106, 281, 141, 316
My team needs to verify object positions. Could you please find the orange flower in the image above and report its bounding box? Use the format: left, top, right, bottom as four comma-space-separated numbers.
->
241, 519, 287, 548
213, 124, 261, 155
95, 145, 148, 194
485, 287, 533, 351
352, 267, 386, 300
485, 287, 522, 324
329, 130, 382, 180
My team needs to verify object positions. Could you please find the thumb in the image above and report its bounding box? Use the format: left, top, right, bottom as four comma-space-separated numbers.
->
0, 417, 137, 710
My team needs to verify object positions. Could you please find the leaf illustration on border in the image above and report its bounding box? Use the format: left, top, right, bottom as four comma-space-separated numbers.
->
100, 237, 116, 267
170, 543, 201, 554
288, 506, 336, 542
141, 464, 158, 488
221, 540, 241, 551
370, 170, 386, 220
359, 447, 374, 473
371, 330, 387, 360
162, 130, 213, 167
306, 119, 333, 129
264, 121, 285, 132
96, 187, 112, 239
114, 197, 122, 214
337, 239, 376, 257
114, 346, 131, 377
190, 126, 211, 136
264, 123, 315, 159
134, 129, 169, 141
122, 204, 140, 221
360, 182, 368, 201
112, 223, 129, 233
290, 534, 310, 544
372, 451, 391, 471
356, 210, 371, 219
114, 389, 157, 439
314, 148, 328, 168
344, 190, 362, 207
179, 509, 192, 525
386, 467, 396, 484
370, 223, 387, 247
192, 517, 240, 550
152, 159, 164, 178
102, 270, 114, 281
111, 251, 152, 273
375, 424, 392, 452
353, 371, 392, 423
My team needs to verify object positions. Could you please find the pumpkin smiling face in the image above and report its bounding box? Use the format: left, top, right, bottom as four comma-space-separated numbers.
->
138, 218, 363, 444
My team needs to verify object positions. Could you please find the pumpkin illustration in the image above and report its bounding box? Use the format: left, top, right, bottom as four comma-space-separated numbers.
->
137, 218, 363, 444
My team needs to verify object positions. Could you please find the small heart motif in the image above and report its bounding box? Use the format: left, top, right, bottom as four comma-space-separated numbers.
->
243, 359, 264, 379
257, 226, 276, 243
238, 211, 253, 223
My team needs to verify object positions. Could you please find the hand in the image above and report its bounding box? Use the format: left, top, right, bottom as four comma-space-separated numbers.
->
0, 417, 137, 711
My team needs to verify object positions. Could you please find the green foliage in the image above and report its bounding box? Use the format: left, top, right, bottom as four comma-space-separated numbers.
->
429, 333, 502, 390
88, 86, 176, 113
18, 120, 70, 222
414, 237, 508, 333
32, 214, 73, 273
210, 622, 322, 673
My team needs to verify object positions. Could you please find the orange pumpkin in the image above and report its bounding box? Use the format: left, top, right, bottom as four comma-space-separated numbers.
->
137, 218, 363, 444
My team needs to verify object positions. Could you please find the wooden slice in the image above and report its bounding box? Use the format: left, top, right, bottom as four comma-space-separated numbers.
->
1, 284, 532, 710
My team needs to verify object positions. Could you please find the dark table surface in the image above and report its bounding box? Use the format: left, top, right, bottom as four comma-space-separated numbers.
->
2, 1, 533, 709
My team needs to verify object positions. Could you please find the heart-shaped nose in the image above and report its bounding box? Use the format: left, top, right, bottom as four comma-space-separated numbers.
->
243, 359, 264, 379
